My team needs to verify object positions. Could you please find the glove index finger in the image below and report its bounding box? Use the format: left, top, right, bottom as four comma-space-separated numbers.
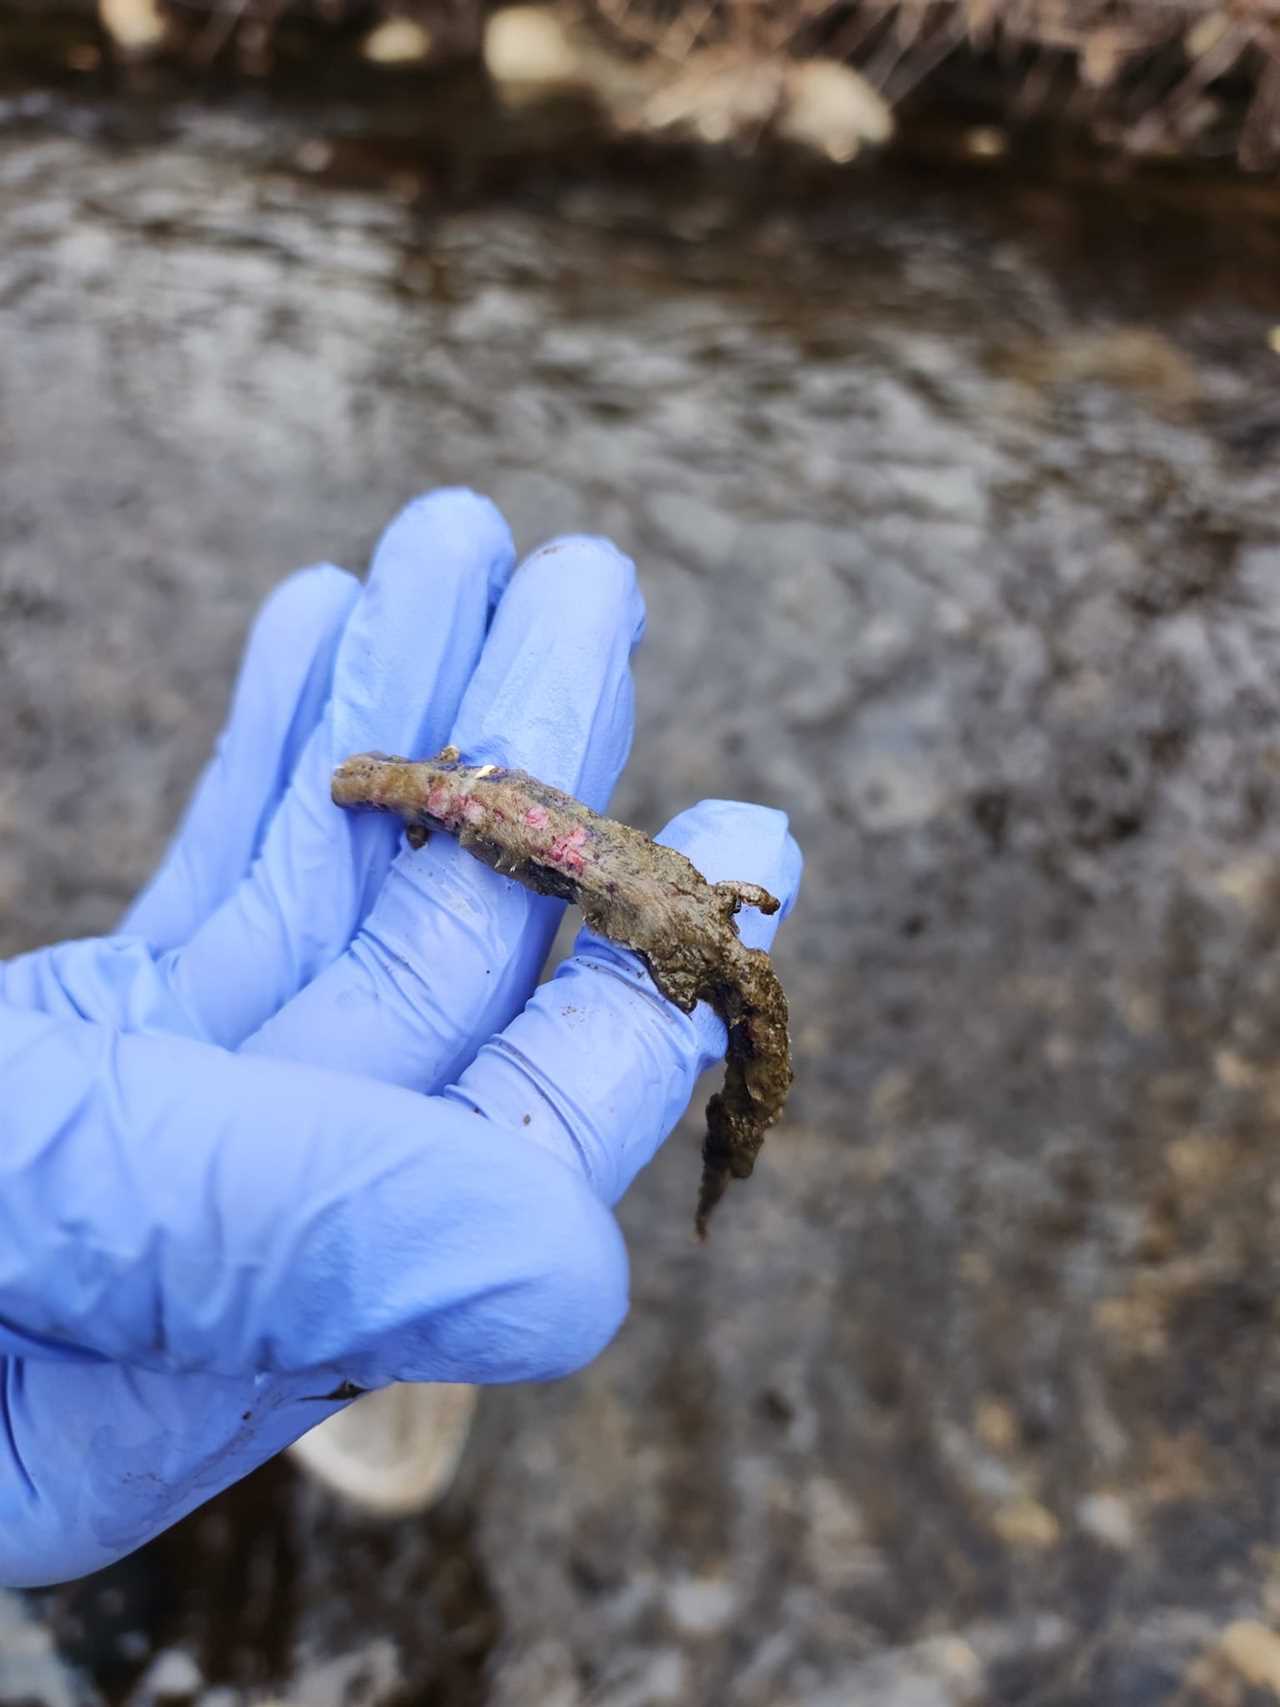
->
119, 563, 359, 951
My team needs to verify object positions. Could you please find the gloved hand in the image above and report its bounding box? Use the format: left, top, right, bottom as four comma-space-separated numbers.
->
0, 489, 802, 1588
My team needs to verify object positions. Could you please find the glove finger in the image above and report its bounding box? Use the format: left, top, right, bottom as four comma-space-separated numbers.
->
119, 564, 359, 950
161, 488, 515, 1045
243, 535, 646, 1090
446, 798, 803, 1208
0, 1005, 628, 1583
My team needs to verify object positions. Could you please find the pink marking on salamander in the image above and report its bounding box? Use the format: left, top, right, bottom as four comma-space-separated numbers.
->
548, 823, 588, 874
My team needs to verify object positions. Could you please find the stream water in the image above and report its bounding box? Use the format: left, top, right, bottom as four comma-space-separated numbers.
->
3, 52, 1280, 1707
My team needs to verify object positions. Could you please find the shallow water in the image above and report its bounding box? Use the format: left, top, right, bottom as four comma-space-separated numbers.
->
3, 69, 1280, 1707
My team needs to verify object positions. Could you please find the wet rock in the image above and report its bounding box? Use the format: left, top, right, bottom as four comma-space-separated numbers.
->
663, 1574, 737, 1638
127, 1651, 202, 1705
98, 0, 165, 54
0, 1591, 98, 1707
361, 19, 433, 65
641, 491, 739, 576
483, 7, 584, 99
288, 1639, 402, 1707
1076, 1491, 1139, 1550
778, 60, 893, 163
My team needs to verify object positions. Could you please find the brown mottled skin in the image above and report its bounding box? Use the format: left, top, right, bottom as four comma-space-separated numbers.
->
331, 748, 793, 1234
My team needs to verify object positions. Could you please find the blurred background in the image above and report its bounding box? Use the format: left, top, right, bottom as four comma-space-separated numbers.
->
3, 4, 1280, 1704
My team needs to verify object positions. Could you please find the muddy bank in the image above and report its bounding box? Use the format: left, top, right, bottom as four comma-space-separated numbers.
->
6, 0, 1280, 165
2, 78, 1280, 1707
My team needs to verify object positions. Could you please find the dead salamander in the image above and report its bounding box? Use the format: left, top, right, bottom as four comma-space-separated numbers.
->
331, 748, 792, 1235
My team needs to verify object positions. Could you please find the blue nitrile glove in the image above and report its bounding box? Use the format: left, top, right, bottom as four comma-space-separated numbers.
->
0, 489, 802, 1588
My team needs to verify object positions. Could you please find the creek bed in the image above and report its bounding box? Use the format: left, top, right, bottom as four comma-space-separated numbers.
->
3, 68, 1280, 1707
